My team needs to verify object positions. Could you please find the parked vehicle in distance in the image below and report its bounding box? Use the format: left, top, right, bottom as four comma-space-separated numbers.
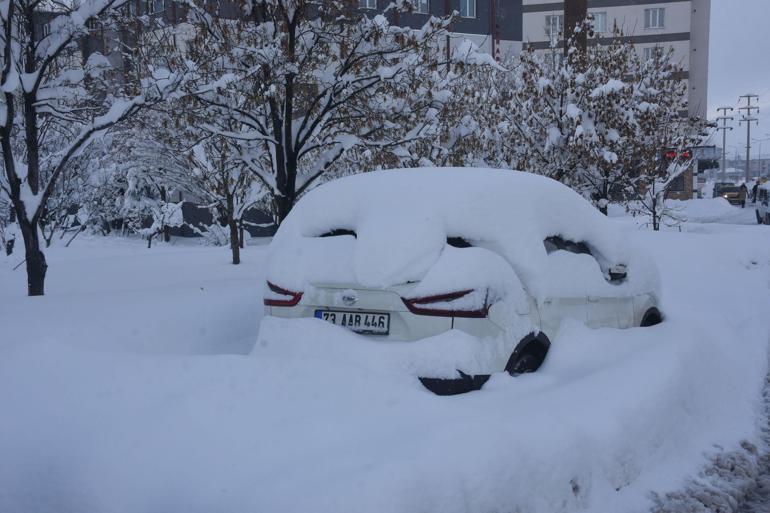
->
713, 182, 735, 198
261, 168, 662, 394
757, 183, 770, 224
719, 185, 747, 207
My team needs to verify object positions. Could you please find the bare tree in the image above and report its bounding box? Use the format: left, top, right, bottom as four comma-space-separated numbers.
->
627, 47, 706, 230
0, 0, 185, 295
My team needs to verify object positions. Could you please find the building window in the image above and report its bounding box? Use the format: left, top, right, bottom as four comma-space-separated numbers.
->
644, 8, 665, 29
359, 0, 377, 9
150, 0, 164, 13
669, 174, 685, 192
41, 22, 51, 38
545, 14, 563, 39
415, 0, 429, 14
459, 0, 476, 18
592, 12, 607, 34
643, 46, 663, 61
130, 0, 149, 15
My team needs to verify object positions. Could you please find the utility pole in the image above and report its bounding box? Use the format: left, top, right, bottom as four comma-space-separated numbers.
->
715, 106, 734, 181
738, 94, 759, 182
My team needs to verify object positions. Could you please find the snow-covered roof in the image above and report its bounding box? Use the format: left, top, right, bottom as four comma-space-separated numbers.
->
267, 168, 659, 301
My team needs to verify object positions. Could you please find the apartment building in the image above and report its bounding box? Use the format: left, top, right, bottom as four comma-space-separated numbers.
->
522, 0, 710, 119
355, 0, 523, 60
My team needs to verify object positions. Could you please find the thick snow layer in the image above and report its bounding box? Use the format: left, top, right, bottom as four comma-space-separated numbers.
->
671, 198, 754, 224
1, 208, 769, 513
614, 198, 760, 226
0, 237, 264, 354
268, 168, 659, 302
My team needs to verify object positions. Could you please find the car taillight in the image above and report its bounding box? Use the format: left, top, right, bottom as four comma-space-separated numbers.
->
264, 281, 303, 307
401, 289, 489, 318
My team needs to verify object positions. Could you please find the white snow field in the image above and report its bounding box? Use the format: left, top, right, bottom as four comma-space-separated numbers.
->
1, 201, 769, 513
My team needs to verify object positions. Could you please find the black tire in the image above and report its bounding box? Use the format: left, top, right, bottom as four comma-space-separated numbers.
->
419, 373, 490, 396
641, 308, 663, 327
506, 334, 549, 376
508, 352, 544, 375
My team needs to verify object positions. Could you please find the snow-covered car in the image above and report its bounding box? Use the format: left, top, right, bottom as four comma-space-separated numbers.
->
260, 168, 662, 394
756, 183, 770, 224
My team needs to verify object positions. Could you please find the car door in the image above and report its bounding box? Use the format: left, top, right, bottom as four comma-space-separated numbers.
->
543, 236, 634, 330
539, 295, 588, 336
587, 295, 634, 329
540, 237, 592, 334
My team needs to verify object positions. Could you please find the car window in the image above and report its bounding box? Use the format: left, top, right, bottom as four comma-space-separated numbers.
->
543, 236, 591, 255
446, 237, 473, 248
544, 236, 626, 284
318, 229, 357, 238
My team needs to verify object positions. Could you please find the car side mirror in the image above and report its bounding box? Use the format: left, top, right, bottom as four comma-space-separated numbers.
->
608, 264, 627, 283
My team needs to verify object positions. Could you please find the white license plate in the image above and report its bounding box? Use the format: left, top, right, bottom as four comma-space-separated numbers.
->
314, 310, 390, 335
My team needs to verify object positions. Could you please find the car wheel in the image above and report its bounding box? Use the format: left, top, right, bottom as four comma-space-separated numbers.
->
640, 308, 663, 327
508, 352, 543, 375
506, 334, 550, 376
419, 373, 490, 396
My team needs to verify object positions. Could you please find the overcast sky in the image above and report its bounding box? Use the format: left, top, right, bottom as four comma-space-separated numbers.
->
708, 0, 770, 157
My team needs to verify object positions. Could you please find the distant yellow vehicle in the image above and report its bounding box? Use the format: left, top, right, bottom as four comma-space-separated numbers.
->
719, 185, 748, 208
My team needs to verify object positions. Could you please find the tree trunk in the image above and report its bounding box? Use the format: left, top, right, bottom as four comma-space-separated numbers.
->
19, 220, 47, 296
272, 193, 294, 226
229, 217, 240, 265
160, 186, 171, 242
239, 224, 244, 249
226, 194, 240, 265
651, 196, 660, 231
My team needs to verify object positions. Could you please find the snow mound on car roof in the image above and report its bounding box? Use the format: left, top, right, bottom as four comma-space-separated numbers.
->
267, 168, 658, 301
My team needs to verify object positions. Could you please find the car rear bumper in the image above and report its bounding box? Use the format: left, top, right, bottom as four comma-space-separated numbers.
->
267, 304, 503, 341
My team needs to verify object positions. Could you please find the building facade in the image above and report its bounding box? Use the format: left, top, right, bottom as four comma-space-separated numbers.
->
356, 0, 523, 60
522, 0, 710, 119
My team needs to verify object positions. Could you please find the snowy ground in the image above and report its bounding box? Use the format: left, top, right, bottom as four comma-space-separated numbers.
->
1, 199, 769, 513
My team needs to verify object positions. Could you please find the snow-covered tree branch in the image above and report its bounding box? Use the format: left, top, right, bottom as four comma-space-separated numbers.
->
177, 0, 493, 225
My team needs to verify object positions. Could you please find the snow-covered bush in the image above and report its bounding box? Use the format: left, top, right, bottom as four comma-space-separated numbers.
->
429, 21, 705, 223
